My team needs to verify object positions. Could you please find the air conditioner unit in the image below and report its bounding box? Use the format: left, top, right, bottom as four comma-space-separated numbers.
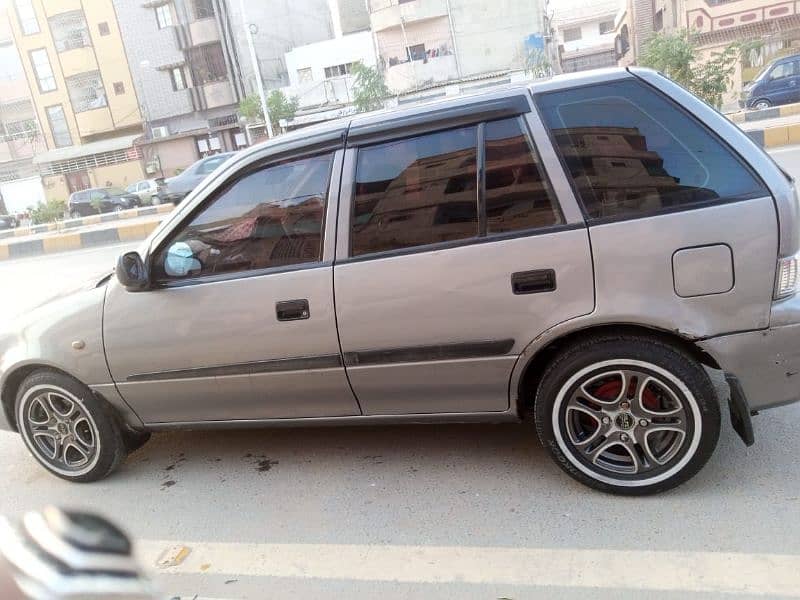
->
151, 126, 169, 139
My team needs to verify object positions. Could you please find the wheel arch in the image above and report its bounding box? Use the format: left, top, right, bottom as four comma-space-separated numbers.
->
512, 323, 721, 417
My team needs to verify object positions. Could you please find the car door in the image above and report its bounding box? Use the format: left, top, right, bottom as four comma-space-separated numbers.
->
764, 61, 796, 105
103, 148, 361, 425
333, 102, 594, 415
137, 181, 150, 203
88, 190, 108, 213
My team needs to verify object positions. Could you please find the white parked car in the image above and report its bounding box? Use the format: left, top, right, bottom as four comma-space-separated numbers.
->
126, 179, 162, 206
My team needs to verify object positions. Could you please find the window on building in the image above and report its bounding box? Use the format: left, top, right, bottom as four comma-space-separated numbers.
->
2, 119, 36, 137
155, 153, 333, 280
170, 66, 187, 90
406, 44, 426, 61
599, 19, 614, 34
98, 21, 110, 36
323, 63, 354, 78
192, 0, 215, 19
46, 105, 72, 148
563, 27, 582, 42
155, 4, 173, 28
484, 118, 562, 234
187, 43, 227, 85
49, 11, 91, 52
14, 0, 39, 35
352, 126, 478, 257
66, 71, 108, 113
30, 49, 56, 92
653, 8, 664, 31
536, 80, 768, 221
297, 68, 313, 83
113, 81, 125, 95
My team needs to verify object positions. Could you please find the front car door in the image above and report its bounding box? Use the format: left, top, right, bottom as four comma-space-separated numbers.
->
103, 146, 360, 425
333, 96, 594, 415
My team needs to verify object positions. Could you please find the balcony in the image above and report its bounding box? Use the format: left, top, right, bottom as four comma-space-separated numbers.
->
684, 0, 797, 34
190, 80, 236, 110
189, 17, 221, 46
384, 53, 457, 92
369, 0, 449, 32
75, 107, 114, 137
59, 45, 97, 78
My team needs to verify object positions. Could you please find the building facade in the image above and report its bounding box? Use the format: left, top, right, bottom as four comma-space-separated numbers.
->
0, 16, 46, 214
7, 0, 147, 202
554, 0, 621, 73
111, 0, 249, 179
367, 0, 545, 93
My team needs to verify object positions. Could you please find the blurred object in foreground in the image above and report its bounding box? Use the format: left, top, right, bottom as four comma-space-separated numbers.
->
0, 506, 158, 599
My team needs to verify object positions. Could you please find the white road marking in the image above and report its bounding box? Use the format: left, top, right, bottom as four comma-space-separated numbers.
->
137, 541, 800, 596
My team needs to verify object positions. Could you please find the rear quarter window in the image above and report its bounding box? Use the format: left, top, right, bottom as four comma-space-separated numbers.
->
536, 79, 769, 221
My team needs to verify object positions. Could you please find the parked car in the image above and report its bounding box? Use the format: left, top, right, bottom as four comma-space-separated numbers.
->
743, 53, 800, 110
0, 214, 17, 230
2, 68, 800, 494
126, 179, 162, 206
68, 187, 141, 218
158, 153, 236, 205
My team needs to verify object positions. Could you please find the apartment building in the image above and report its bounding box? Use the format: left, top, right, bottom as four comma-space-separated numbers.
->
368, 0, 545, 93
554, 0, 622, 73
0, 17, 46, 213
7, 0, 146, 202
111, 0, 248, 179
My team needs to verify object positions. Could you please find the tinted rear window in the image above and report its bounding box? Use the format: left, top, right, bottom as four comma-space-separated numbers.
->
537, 80, 768, 220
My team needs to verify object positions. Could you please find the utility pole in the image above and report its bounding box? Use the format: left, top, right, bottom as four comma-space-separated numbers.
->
239, 0, 274, 138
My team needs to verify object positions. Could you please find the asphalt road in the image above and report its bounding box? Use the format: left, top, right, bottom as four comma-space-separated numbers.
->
1, 147, 800, 599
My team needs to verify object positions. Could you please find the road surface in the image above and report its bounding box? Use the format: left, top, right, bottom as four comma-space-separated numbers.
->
1, 147, 800, 599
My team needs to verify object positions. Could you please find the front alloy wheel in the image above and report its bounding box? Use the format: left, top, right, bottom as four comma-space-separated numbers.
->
535, 336, 720, 495
16, 371, 128, 482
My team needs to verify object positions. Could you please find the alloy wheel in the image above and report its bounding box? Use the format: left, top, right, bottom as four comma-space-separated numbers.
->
19, 386, 101, 476
552, 360, 701, 487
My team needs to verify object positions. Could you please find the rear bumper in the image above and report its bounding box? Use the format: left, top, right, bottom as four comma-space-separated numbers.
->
698, 299, 800, 413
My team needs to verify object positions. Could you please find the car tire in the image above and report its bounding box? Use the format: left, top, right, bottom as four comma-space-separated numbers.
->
15, 370, 128, 483
534, 334, 720, 496
114, 205, 124, 213
69, 210, 81, 220
151, 196, 161, 206
753, 99, 771, 110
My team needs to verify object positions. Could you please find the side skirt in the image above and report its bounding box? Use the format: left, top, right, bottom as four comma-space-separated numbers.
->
145, 410, 522, 431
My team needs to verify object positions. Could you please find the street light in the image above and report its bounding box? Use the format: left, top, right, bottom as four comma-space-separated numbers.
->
239, 0, 274, 138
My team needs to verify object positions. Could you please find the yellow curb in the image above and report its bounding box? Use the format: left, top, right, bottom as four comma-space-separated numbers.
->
156, 204, 173, 214
82, 215, 101, 225
142, 221, 160, 235
118, 223, 147, 241
782, 104, 800, 117
42, 233, 82, 253
787, 123, 800, 145
764, 126, 790, 148
729, 113, 746, 124
0, 244, 8, 260
14, 228, 29, 237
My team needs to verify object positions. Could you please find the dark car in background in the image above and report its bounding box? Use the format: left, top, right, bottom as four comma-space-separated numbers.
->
68, 187, 141, 218
0, 214, 18, 230
158, 153, 236, 205
743, 53, 800, 110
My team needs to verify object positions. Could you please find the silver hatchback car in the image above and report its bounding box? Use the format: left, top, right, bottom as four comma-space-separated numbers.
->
2, 68, 799, 494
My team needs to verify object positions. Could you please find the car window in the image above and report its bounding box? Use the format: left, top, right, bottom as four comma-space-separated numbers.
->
154, 153, 333, 281
484, 117, 563, 234
138, 182, 148, 192
90, 190, 106, 201
198, 156, 227, 175
352, 126, 478, 256
537, 80, 768, 220
73, 191, 87, 202
769, 62, 795, 81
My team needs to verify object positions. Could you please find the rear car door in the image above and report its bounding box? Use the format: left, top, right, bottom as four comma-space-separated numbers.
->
104, 148, 361, 425
333, 98, 594, 415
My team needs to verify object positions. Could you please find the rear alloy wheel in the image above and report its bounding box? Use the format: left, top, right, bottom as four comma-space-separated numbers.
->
151, 195, 161, 206
753, 99, 771, 110
535, 337, 720, 495
16, 371, 127, 482
69, 210, 81, 220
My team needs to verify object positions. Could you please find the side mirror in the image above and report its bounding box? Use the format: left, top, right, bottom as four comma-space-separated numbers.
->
116, 251, 149, 291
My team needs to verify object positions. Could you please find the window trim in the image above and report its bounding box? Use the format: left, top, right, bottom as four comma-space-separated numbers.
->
155, 4, 173, 28
29, 48, 56, 93
14, 0, 40, 35
149, 150, 338, 287
532, 78, 771, 226
346, 115, 565, 261
45, 103, 72, 148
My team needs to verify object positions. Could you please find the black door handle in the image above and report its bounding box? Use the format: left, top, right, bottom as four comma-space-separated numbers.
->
511, 269, 556, 295
276, 299, 310, 321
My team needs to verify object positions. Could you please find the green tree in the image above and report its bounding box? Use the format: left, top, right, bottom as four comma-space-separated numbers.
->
239, 90, 299, 132
524, 48, 552, 79
351, 62, 389, 113
640, 30, 757, 108
29, 199, 66, 225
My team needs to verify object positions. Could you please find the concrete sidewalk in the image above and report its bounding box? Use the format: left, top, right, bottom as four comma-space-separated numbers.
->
0, 204, 173, 261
